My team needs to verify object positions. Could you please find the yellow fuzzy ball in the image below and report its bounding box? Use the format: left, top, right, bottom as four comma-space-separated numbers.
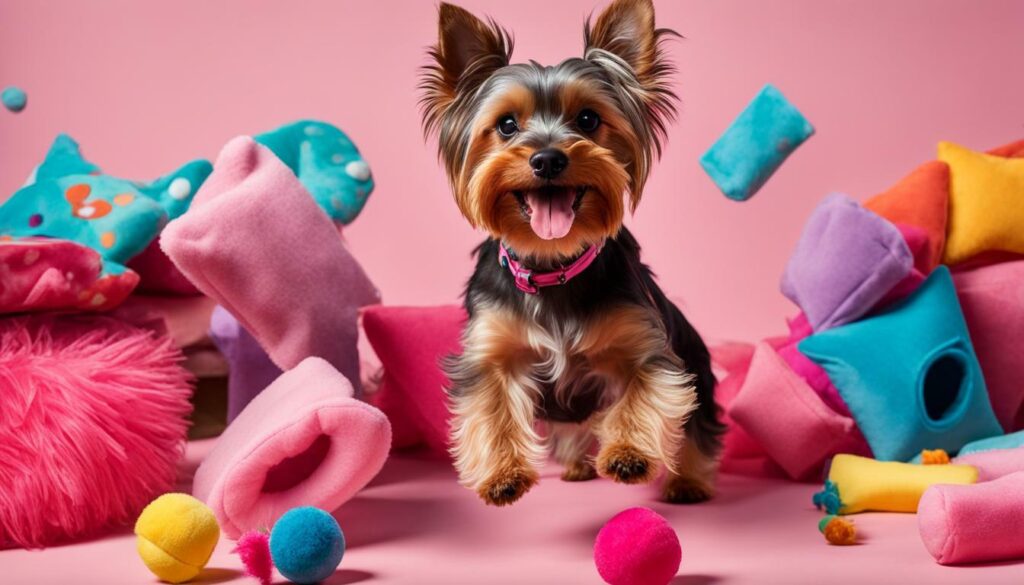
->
134, 493, 220, 583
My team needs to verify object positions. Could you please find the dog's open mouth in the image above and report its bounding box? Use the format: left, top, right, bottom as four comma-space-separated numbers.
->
513, 186, 587, 240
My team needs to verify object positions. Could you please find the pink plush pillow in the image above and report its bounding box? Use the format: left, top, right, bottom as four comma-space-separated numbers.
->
729, 342, 860, 480
161, 137, 378, 390
709, 341, 784, 478
953, 260, 1024, 431
0, 237, 138, 313
955, 447, 1024, 482
361, 305, 466, 457
918, 471, 1024, 565
192, 357, 390, 539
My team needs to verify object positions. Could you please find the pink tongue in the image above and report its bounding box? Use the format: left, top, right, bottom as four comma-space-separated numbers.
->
526, 190, 576, 240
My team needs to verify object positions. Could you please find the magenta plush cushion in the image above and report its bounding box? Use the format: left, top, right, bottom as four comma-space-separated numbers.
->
0, 314, 191, 549
781, 194, 914, 332
362, 305, 466, 457
776, 313, 850, 416
192, 357, 390, 539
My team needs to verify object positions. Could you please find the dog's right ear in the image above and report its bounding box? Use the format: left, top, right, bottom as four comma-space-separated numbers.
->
420, 3, 512, 137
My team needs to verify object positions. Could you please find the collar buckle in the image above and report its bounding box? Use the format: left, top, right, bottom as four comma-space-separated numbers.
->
513, 268, 538, 294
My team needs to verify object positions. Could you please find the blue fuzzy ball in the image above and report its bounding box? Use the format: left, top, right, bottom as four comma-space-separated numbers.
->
2, 86, 27, 113
270, 507, 345, 584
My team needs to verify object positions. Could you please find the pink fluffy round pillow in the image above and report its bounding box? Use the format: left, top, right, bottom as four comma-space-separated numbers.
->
594, 507, 681, 585
0, 314, 192, 549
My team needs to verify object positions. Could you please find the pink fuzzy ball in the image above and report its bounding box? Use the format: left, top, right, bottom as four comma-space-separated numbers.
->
594, 507, 682, 585
0, 315, 192, 549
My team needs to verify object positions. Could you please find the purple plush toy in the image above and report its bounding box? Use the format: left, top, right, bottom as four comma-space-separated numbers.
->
781, 193, 913, 332
209, 306, 284, 422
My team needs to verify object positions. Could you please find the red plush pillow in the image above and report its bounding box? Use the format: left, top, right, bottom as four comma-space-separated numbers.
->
361, 305, 466, 457
127, 239, 201, 295
987, 138, 1024, 158
0, 237, 138, 314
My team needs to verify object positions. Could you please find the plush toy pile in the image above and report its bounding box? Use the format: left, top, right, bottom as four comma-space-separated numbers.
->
0, 121, 389, 554
715, 138, 1024, 564
723, 138, 1024, 478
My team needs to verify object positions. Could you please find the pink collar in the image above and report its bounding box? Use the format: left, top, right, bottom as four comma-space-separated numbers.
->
498, 241, 605, 294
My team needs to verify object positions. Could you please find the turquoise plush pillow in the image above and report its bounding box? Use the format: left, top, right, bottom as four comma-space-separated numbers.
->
958, 430, 1024, 456
255, 120, 373, 224
0, 134, 211, 275
799, 267, 1002, 462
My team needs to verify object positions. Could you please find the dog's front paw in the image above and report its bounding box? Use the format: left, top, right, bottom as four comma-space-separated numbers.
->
596, 444, 657, 484
477, 466, 538, 506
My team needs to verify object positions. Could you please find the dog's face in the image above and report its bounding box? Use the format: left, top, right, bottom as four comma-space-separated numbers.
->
421, 0, 677, 260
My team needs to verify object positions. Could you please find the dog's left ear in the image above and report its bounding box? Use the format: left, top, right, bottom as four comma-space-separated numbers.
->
585, 0, 677, 210
585, 0, 663, 81
585, 0, 676, 123
421, 3, 512, 137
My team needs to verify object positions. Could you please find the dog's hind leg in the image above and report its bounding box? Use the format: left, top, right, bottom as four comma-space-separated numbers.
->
549, 422, 597, 482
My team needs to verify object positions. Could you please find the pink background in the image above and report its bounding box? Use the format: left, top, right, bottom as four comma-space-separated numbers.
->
2, 0, 1022, 343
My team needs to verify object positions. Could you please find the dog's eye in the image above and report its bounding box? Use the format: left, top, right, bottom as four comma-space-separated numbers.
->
576, 109, 601, 133
496, 115, 519, 138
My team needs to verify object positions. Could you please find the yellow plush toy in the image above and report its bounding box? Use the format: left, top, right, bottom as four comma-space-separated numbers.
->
134, 493, 221, 583
939, 141, 1024, 265
813, 454, 977, 515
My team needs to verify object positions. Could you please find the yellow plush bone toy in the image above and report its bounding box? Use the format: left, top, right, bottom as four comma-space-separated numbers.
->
813, 454, 978, 515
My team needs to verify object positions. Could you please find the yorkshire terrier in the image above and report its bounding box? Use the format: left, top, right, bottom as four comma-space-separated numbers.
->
420, 0, 723, 506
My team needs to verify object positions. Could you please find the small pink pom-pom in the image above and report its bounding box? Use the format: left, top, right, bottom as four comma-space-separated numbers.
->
594, 507, 682, 585
233, 530, 272, 585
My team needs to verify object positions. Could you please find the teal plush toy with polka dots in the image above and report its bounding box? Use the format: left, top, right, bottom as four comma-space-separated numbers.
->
0, 121, 370, 280
0, 134, 212, 274
255, 120, 373, 224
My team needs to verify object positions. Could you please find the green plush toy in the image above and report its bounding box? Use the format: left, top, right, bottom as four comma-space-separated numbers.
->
255, 120, 374, 224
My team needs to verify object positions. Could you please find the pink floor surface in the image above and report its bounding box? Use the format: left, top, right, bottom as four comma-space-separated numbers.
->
3, 440, 1022, 585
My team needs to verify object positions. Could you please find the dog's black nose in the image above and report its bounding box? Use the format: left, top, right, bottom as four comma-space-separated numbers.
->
530, 148, 569, 179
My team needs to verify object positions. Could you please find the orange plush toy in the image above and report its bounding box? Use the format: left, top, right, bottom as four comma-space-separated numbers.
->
864, 161, 950, 271
864, 138, 1024, 271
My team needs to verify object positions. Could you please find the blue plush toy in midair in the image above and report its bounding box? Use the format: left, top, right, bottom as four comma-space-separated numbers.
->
701, 84, 814, 201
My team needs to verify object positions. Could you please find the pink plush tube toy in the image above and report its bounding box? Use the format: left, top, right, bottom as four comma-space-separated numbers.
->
918, 471, 1024, 565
